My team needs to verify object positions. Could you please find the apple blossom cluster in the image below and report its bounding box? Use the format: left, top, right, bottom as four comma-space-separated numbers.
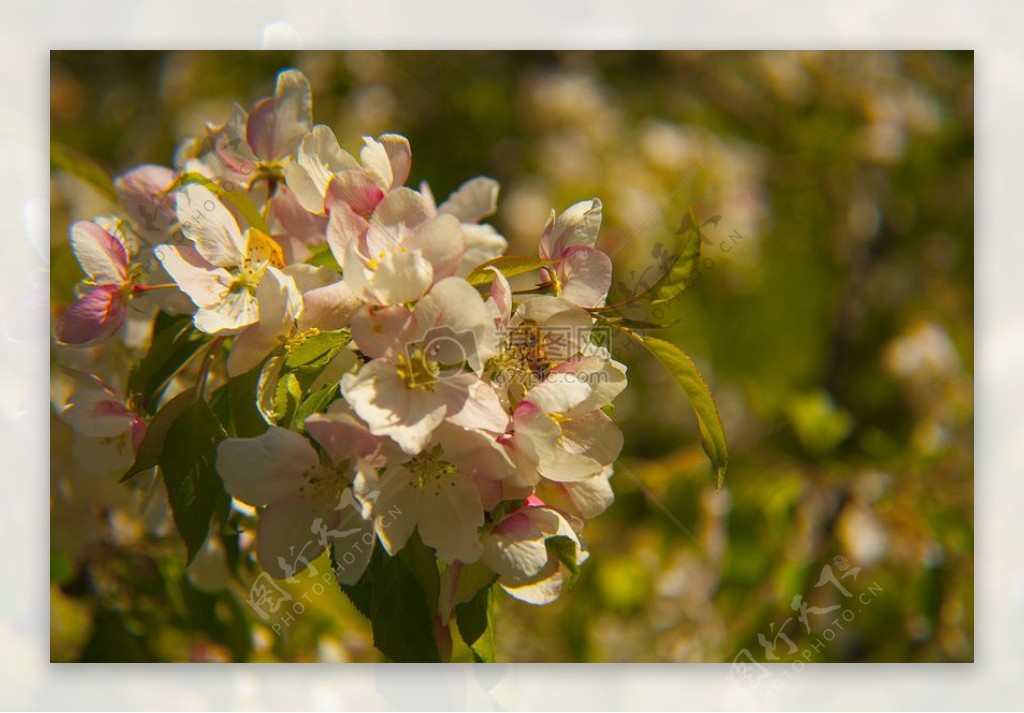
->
54, 69, 628, 610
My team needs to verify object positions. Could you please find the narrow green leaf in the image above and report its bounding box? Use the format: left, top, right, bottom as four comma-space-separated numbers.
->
160, 399, 228, 564
639, 335, 729, 489
129, 314, 206, 410
466, 256, 557, 287
50, 142, 117, 202
648, 207, 702, 306
294, 383, 339, 430
171, 171, 269, 233
120, 389, 196, 482
273, 372, 302, 428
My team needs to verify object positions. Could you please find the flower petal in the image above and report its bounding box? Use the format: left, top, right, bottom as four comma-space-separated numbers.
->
342, 360, 446, 454
216, 426, 317, 506
55, 284, 126, 346
176, 184, 247, 268
418, 474, 485, 563
539, 198, 603, 259
438, 176, 499, 223
247, 69, 312, 162
560, 245, 613, 308
70, 221, 128, 284
256, 494, 323, 579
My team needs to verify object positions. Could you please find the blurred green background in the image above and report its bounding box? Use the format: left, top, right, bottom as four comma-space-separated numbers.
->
49, 51, 973, 663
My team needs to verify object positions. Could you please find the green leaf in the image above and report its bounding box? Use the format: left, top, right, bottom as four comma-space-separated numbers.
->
50, 142, 116, 202
647, 207, 703, 306
171, 171, 269, 233
294, 383, 339, 430
466, 256, 557, 287
120, 389, 196, 482
339, 546, 381, 620
455, 584, 496, 662
370, 551, 442, 662
51, 551, 74, 585
305, 243, 342, 272
129, 314, 207, 410
160, 399, 228, 564
639, 335, 729, 489
398, 532, 441, 616
273, 372, 302, 428
227, 365, 270, 437
545, 535, 581, 580
283, 329, 352, 372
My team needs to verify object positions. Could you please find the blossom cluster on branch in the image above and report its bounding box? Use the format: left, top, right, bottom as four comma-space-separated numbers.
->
54, 69, 725, 661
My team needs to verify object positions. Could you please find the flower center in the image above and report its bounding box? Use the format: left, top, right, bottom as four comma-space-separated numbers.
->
298, 462, 348, 516
407, 446, 458, 496
396, 347, 440, 391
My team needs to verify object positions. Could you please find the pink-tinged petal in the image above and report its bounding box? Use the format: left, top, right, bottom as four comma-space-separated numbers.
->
299, 280, 361, 332
326, 201, 369, 266
406, 214, 465, 281
350, 304, 414, 358
62, 387, 134, 438
256, 494, 324, 579
114, 165, 177, 242
412, 276, 493, 348
216, 427, 317, 506
482, 511, 549, 581
211, 104, 261, 179
538, 470, 614, 520
70, 221, 128, 284
437, 375, 509, 433
305, 412, 381, 464
379, 134, 412, 188
359, 136, 394, 190
373, 187, 432, 229
326, 171, 385, 218
55, 284, 126, 346
539, 198, 603, 259
438, 176, 499, 223
131, 417, 147, 454
270, 183, 328, 245
486, 267, 512, 330
510, 401, 559, 477
247, 69, 312, 162
559, 245, 613, 308
284, 125, 359, 215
